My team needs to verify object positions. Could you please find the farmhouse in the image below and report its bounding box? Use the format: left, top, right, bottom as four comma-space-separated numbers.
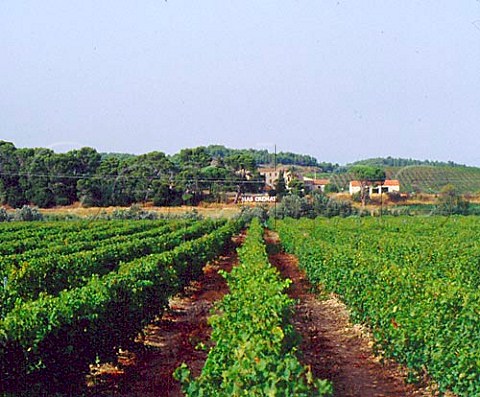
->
303, 177, 330, 192
349, 179, 400, 195
258, 167, 288, 189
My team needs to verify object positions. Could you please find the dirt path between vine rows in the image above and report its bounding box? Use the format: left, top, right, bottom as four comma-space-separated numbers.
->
86, 233, 244, 397
264, 229, 450, 397
89, 229, 450, 397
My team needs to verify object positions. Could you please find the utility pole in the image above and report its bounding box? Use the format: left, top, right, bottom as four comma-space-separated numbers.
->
380, 184, 383, 219
274, 144, 277, 171
274, 144, 277, 229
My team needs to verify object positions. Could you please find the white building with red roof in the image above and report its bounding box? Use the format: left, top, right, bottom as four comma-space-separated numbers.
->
349, 179, 400, 195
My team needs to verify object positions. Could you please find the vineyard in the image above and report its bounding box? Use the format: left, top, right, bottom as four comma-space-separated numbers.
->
175, 219, 332, 396
276, 216, 480, 397
328, 165, 480, 194
2, 215, 480, 396
0, 218, 239, 393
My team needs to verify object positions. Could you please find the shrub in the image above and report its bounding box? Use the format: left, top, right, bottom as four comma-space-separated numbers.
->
110, 204, 159, 220
14, 206, 43, 221
0, 208, 11, 222
236, 205, 269, 225
387, 191, 406, 203
434, 184, 469, 215
270, 195, 312, 219
271, 192, 356, 219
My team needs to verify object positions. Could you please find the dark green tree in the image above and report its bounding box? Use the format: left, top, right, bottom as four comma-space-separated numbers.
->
21, 148, 56, 208
225, 153, 256, 175
288, 177, 305, 197
77, 157, 121, 206
0, 141, 27, 207
436, 184, 469, 215
49, 152, 80, 205
175, 147, 212, 169
351, 165, 386, 207
273, 171, 287, 198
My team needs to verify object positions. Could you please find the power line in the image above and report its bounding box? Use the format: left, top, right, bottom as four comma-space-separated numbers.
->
0, 171, 265, 184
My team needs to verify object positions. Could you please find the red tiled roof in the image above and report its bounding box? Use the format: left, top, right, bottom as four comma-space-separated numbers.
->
303, 178, 330, 184
350, 179, 400, 187
312, 179, 330, 185
258, 168, 285, 174
383, 179, 400, 186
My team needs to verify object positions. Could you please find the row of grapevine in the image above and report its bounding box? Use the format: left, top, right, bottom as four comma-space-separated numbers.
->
276, 216, 480, 396
0, 219, 165, 255
0, 220, 88, 243
0, 219, 223, 314
0, 220, 182, 268
394, 166, 480, 194
176, 218, 332, 396
0, 220, 239, 391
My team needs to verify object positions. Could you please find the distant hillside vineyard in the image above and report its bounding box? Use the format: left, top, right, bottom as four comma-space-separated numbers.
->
329, 165, 480, 194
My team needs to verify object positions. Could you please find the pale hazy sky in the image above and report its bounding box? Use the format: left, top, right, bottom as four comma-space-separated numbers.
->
1, 1, 480, 165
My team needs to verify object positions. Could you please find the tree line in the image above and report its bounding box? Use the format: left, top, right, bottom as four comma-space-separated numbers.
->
348, 156, 467, 169
202, 145, 329, 168
0, 141, 276, 208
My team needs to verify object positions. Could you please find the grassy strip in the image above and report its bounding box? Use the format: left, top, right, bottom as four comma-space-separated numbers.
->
175, 218, 332, 396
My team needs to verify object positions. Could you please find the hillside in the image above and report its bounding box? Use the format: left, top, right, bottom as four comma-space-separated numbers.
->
347, 156, 467, 169
327, 165, 480, 194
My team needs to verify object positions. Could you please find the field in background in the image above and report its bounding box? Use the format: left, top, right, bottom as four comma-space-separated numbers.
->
328, 165, 480, 194
36, 202, 242, 219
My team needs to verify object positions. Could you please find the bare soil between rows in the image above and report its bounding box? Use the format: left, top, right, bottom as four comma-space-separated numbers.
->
86, 233, 244, 396
89, 229, 447, 397
264, 229, 447, 397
